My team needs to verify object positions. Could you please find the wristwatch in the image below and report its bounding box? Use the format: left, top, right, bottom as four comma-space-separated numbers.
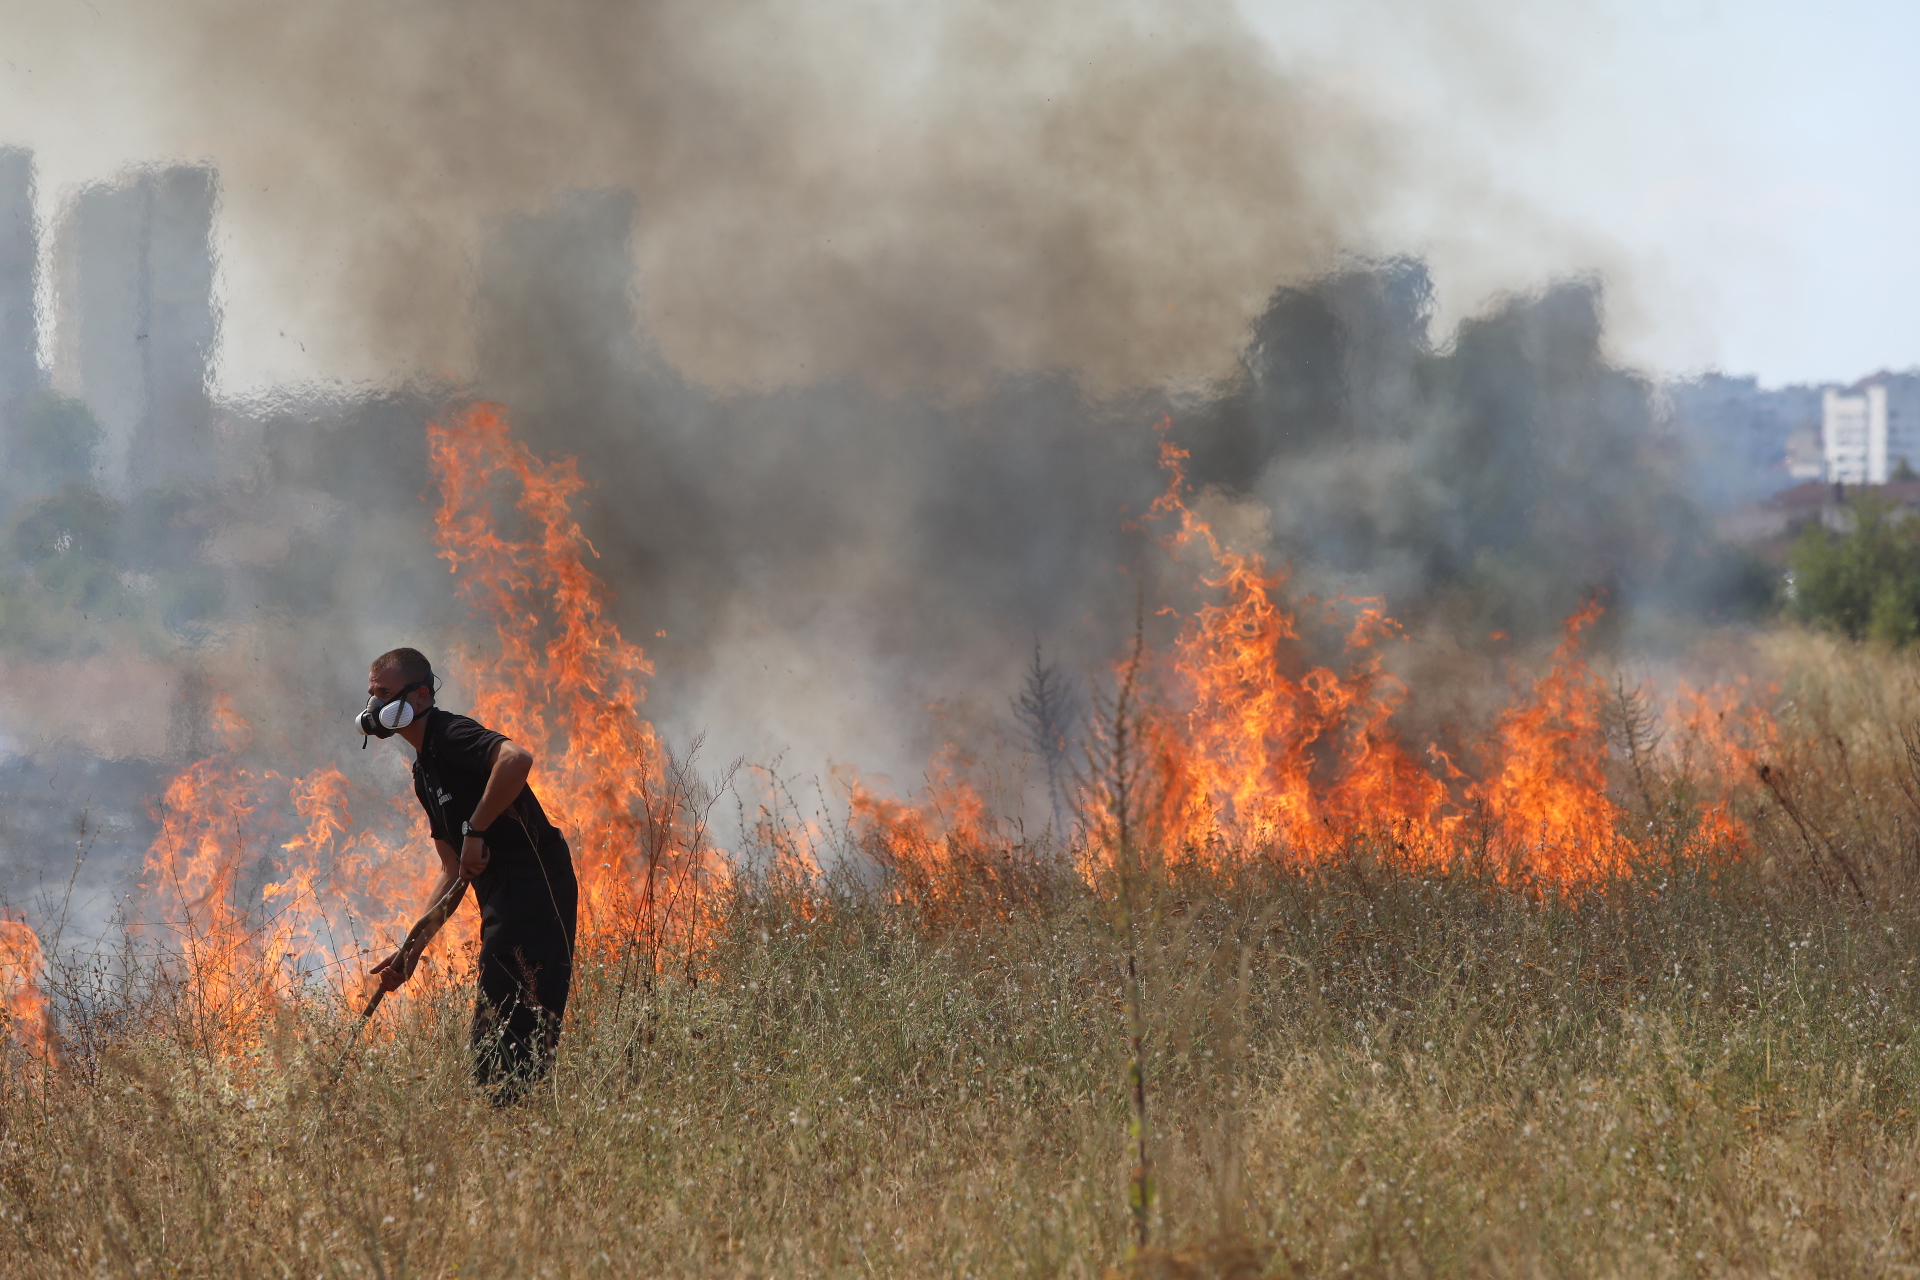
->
462, 820, 489, 842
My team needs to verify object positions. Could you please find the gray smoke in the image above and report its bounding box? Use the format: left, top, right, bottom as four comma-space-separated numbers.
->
0, 0, 1769, 936
1180, 260, 1769, 641
8, 0, 1397, 394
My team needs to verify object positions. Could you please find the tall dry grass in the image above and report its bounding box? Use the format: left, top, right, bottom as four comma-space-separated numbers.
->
6, 629, 1920, 1277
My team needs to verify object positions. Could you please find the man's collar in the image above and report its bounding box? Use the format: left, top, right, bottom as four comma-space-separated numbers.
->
399, 704, 434, 753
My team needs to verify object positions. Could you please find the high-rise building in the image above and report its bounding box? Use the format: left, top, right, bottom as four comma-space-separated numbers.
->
52, 165, 217, 492
0, 148, 37, 430
1884, 376, 1920, 479
1823, 374, 1920, 485
1823, 386, 1874, 484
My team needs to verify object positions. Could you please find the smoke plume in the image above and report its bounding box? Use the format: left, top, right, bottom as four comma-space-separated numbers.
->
8, 0, 1395, 393
0, 0, 1763, 932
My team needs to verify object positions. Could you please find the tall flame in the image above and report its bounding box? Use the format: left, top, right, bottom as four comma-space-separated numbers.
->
128, 402, 1767, 1057
854, 433, 1760, 892
0, 919, 55, 1065
426, 402, 732, 957
1464, 601, 1627, 878
140, 698, 290, 1048
1143, 436, 1455, 862
138, 402, 732, 1052
1132, 437, 1752, 881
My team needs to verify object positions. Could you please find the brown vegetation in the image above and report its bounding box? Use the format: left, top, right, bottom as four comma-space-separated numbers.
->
4, 633, 1920, 1277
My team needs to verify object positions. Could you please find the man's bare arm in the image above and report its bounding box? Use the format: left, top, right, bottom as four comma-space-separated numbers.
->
471, 741, 533, 831
458, 741, 534, 877
370, 741, 534, 988
370, 837, 464, 991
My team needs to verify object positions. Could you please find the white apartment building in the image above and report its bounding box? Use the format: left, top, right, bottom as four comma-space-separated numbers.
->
1824, 386, 1871, 482
1823, 376, 1920, 484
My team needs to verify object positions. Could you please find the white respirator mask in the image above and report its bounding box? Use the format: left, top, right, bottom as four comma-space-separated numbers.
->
356, 683, 428, 744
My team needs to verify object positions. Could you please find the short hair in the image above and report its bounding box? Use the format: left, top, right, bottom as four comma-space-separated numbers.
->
371, 647, 435, 692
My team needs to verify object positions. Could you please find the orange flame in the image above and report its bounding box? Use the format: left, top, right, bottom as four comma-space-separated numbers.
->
426, 402, 732, 957
1132, 439, 1766, 882
1141, 440, 1453, 862
129, 401, 1773, 1053
1126, 436, 1453, 865
853, 435, 1762, 893
843, 749, 1013, 914
139, 697, 294, 1048
1466, 601, 1628, 879
0, 919, 55, 1066
138, 402, 733, 1053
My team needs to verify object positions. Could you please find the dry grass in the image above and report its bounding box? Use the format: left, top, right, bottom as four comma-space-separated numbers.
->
9, 630, 1920, 1278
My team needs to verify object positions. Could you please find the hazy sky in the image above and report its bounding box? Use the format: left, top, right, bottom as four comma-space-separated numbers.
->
2, 0, 1913, 393
1237, 0, 1920, 386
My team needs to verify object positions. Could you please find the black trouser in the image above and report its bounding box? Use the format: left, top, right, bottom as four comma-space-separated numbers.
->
469, 831, 577, 1102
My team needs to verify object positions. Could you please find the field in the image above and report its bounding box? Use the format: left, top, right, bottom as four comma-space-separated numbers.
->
3, 633, 1920, 1278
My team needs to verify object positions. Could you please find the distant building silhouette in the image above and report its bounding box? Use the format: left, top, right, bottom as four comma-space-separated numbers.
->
0, 148, 38, 435
52, 165, 217, 492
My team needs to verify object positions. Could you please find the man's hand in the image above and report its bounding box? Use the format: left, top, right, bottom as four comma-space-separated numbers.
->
370, 947, 414, 993
460, 834, 491, 879
369, 874, 468, 998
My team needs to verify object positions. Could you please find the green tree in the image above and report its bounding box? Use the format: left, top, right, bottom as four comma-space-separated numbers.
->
9, 392, 102, 492
1788, 498, 1920, 644
10, 483, 123, 610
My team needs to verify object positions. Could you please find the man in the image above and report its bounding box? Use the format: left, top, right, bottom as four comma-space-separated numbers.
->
362, 647, 578, 1103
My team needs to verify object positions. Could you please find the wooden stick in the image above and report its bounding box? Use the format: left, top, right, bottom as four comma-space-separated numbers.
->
330, 877, 470, 1082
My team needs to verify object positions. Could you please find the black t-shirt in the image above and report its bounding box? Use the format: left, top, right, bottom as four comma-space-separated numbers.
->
410, 708, 561, 860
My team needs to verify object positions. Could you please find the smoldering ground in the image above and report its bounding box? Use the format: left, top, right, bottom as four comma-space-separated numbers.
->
0, 0, 1767, 931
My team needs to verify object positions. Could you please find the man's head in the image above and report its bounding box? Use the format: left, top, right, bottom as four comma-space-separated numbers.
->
368, 647, 437, 718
